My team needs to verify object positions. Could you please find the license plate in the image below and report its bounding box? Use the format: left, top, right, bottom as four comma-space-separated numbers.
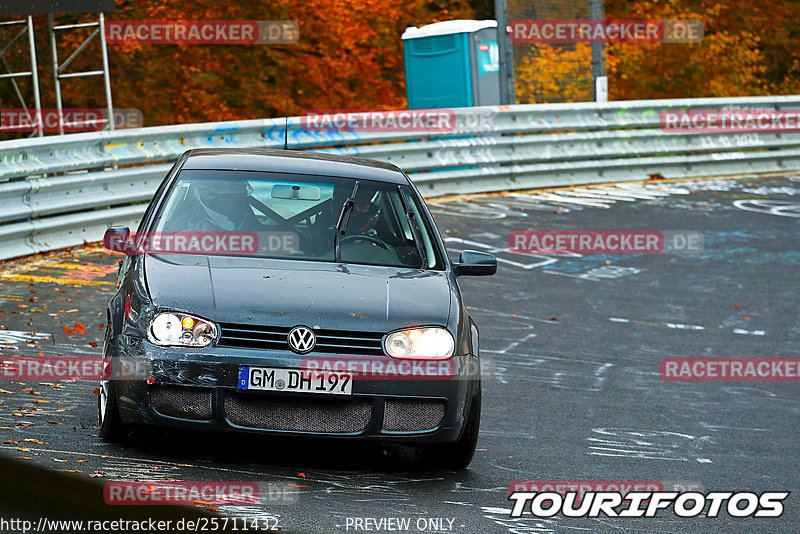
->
237, 366, 352, 396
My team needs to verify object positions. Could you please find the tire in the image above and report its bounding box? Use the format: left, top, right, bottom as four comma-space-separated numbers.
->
98, 380, 127, 442
98, 324, 127, 443
426, 382, 482, 470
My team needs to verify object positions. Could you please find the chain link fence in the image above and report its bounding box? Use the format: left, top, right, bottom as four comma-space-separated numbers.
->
506, 0, 601, 104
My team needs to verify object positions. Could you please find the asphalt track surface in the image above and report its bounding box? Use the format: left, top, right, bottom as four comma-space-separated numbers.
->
0, 174, 798, 533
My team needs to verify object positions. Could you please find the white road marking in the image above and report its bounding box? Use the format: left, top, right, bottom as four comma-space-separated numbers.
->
733, 199, 800, 218
530, 192, 612, 208
0, 331, 51, 345
546, 266, 641, 281
733, 329, 766, 336
664, 323, 705, 330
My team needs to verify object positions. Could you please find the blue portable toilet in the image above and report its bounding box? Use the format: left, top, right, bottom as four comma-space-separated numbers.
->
402, 20, 500, 109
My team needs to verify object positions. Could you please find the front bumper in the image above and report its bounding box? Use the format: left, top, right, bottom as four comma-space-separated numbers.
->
111, 335, 478, 443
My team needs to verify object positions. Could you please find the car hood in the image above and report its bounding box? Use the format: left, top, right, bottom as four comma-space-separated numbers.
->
143, 254, 452, 332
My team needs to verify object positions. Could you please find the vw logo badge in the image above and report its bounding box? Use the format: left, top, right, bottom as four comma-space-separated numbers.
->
288, 326, 316, 354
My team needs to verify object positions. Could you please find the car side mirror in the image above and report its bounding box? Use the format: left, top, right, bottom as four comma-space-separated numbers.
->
453, 250, 497, 276
104, 226, 134, 255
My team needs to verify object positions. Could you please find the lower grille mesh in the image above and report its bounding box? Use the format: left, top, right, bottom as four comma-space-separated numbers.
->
151, 386, 213, 421
383, 399, 446, 431
224, 393, 372, 433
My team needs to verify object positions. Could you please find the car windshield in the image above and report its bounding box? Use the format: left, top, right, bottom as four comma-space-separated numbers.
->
149, 169, 439, 269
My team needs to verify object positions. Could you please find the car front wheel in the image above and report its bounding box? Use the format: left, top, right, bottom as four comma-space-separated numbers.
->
425, 383, 481, 470
97, 380, 127, 442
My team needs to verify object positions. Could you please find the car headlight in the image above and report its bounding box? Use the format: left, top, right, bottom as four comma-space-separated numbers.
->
148, 312, 217, 347
384, 327, 454, 360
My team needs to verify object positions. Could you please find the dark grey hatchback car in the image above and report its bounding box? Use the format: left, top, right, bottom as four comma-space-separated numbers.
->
99, 148, 496, 468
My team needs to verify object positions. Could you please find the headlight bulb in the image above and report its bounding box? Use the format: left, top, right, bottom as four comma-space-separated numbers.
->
150, 313, 181, 343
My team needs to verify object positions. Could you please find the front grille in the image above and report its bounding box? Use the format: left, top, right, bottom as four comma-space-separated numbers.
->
383, 398, 446, 431
151, 385, 213, 421
217, 322, 384, 355
224, 392, 372, 433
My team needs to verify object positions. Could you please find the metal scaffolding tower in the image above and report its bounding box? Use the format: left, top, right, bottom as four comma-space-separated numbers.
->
0, 17, 43, 136
47, 11, 114, 135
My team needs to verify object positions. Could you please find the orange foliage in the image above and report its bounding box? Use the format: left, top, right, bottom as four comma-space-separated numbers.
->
47, 0, 476, 126
516, 43, 593, 103
607, 0, 767, 100
515, 0, 798, 102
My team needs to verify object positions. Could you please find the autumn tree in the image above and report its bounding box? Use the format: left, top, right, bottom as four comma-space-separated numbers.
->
1, 0, 476, 129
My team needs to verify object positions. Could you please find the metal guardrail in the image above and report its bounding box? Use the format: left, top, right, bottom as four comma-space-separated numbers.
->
1, 95, 800, 261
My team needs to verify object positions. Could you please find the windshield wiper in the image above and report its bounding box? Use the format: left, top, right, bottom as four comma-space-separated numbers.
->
334, 181, 359, 262
398, 186, 428, 269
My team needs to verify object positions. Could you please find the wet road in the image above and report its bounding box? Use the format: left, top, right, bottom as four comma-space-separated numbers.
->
0, 174, 798, 533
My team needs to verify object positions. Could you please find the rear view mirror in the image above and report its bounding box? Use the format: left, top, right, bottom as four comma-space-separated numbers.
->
453, 250, 497, 276
104, 226, 133, 255
271, 184, 321, 201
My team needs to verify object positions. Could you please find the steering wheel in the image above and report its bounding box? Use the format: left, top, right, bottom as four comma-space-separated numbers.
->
339, 234, 393, 252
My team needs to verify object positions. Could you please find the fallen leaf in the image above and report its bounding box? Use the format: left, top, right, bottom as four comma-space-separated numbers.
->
63, 322, 87, 336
